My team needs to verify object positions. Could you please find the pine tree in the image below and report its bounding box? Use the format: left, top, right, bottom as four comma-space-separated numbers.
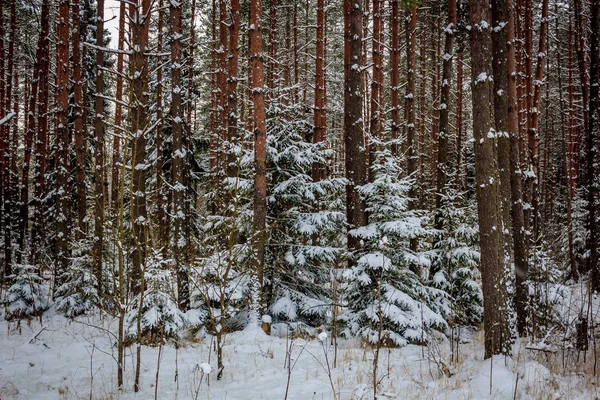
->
342, 148, 447, 346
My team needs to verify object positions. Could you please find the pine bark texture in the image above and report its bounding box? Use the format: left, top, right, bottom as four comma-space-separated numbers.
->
345, 0, 367, 253
469, 0, 511, 357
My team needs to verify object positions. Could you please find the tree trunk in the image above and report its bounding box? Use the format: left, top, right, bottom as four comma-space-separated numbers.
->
156, 0, 168, 256
93, 0, 105, 295
227, 0, 240, 178
32, 0, 51, 267
390, 0, 400, 156
129, 0, 151, 295
368, 0, 383, 182
435, 0, 456, 232
556, 8, 578, 281
501, 0, 529, 335
527, 0, 549, 241
112, 0, 125, 214
345, 0, 367, 253
250, 0, 268, 301
73, 0, 87, 236
589, 0, 600, 291
313, 0, 326, 182
406, 5, 418, 208
455, 44, 464, 190
469, 0, 511, 358
567, 16, 579, 280
55, 0, 71, 287
170, 0, 189, 311
491, 0, 512, 246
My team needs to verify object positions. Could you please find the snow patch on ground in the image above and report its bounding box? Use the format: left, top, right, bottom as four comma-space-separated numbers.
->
0, 310, 595, 399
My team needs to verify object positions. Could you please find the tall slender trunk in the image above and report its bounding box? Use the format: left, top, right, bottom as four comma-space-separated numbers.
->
73, 0, 87, 236
469, 0, 511, 357
250, 0, 268, 302
129, 0, 151, 296
435, 0, 456, 232
568, 16, 579, 280
589, 0, 600, 290
368, 0, 383, 182
32, 0, 51, 267
492, 0, 512, 247
112, 1, 125, 213
556, 8, 578, 281
390, 0, 400, 156
500, 0, 528, 335
170, 0, 189, 310
573, 0, 590, 140
55, 0, 71, 286
345, 0, 367, 253
18, 73, 30, 265
3, 0, 17, 275
217, 0, 228, 175
406, 5, 418, 207
156, 0, 167, 256
455, 44, 464, 190
8, 70, 18, 274
0, 3, 6, 259
527, 0, 549, 240
227, 0, 240, 178
20, 20, 45, 263
93, 0, 105, 295
313, 0, 326, 182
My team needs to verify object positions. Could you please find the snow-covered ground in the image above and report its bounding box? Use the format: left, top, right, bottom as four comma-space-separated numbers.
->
0, 311, 596, 399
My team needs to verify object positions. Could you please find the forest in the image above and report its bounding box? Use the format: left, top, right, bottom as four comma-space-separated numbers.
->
0, 0, 599, 398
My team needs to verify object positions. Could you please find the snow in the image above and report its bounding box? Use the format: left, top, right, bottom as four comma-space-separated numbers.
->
0, 312, 595, 399
199, 362, 212, 374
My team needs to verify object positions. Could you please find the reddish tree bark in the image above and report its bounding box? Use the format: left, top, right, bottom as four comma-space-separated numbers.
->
93, 0, 105, 294
73, 0, 87, 236
345, 0, 367, 252
250, 0, 268, 295
368, 0, 383, 182
313, 0, 326, 182
227, 0, 240, 178
32, 0, 51, 267
390, 0, 400, 156
469, 0, 511, 357
406, 5, 418, 208
455, 44, 464, 190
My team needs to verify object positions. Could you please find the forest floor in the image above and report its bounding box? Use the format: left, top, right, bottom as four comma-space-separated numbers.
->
0, 309, 597, 400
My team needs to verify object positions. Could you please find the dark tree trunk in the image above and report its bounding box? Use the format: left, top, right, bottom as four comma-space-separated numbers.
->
435, 0, 456, 232
129, 0, 151, 294
469, 0, 511, 358
170, 0, 189, 310
55, 0, 71, 287
345, 0, 367, 253
589, 0, 600, 290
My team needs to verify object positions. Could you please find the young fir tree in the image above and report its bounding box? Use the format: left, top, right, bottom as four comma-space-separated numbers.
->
342, 147, 448, 346
266, 107, 346, 327
4, 264, 50, 321
431, 188, 483, 329
125, 254, 188, 344
55, 242, 100, 317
